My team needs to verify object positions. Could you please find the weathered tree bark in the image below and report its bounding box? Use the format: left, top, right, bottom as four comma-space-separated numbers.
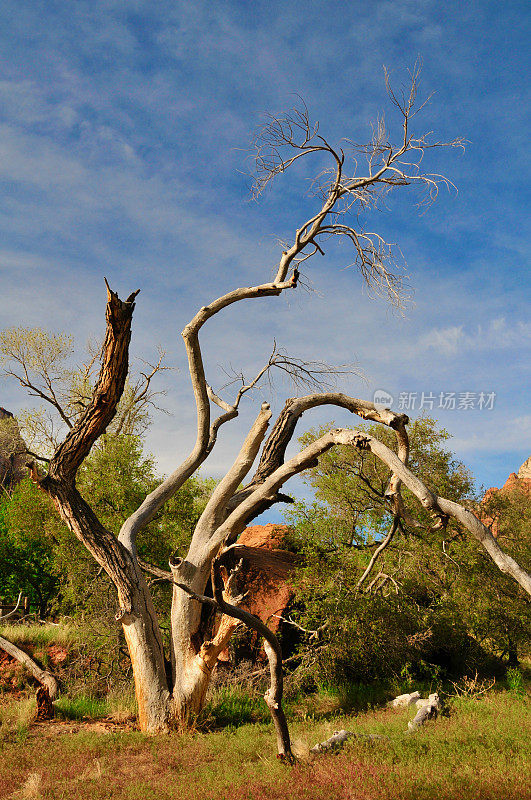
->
408, 693, 440, 732
29, 288, 531, 737
311, 730, 387, 753
389, 691, 420, 708
311, 730, 355, 752
211, 557, 293, 762
166, 556, 293, 759
33, 285, 172, 734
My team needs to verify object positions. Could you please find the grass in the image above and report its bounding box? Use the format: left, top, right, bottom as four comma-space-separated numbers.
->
0, 621, 78, 648
203, 679, 392, 729
203, 685, 270, 728
0, 686, 528, 799
54, 696, 110, 720
0, 695, 35, 742
288, 680, 390, 721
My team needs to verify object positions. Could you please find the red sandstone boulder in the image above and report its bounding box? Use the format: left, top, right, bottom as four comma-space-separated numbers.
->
217, 524, 294, 662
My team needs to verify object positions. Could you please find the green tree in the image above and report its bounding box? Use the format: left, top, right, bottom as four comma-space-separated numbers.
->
78, 433, 215, 572
0, 433, 215, 618
285, 416, 527, 685
463, 484, 531, 666
0, 477, 62, 617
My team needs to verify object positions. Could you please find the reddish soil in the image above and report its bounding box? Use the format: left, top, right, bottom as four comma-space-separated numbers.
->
0, 648, 28, 698
0, 642, 69, 698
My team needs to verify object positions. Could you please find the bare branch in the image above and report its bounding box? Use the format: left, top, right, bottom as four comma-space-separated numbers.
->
193, 402, 273, 545
271, 614, 327, 641
211, 554, 293, 761
356, 515, 400, 590
0, 592, 23, 621
251, 66, 464, 308
118, 273, 299, 554
205, 427, 530, 598
217, 342, 357, 399
169, 554, 294, 759
227, 393, 409, 517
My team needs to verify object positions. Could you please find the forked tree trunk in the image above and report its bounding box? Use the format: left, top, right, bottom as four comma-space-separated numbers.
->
27, 283, 531, 742
168, 559, 241, 722
13, 86, 531, 746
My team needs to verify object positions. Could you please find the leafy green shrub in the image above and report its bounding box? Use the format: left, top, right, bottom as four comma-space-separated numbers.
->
506, 667, 524, 694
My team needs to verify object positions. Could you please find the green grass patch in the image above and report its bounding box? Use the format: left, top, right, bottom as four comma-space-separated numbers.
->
0, 685, 528, 799
54, 696, 110, 720
0, 620, 78, 647
294, 679, 389, 716
0, 695, 36, 741
203, 685, 270, 727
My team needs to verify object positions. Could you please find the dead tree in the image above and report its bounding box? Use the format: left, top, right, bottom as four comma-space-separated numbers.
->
3, 68, 530, 744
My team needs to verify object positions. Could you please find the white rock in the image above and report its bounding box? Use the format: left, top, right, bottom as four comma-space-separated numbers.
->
390, 691, 420, 708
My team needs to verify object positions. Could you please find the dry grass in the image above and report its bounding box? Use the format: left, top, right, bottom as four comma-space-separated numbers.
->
0, 694, 36, 740
0, 688, 528, 799
0, 621, 78, 648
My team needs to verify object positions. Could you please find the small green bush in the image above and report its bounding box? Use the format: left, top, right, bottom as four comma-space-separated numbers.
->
506, 667, 524, 694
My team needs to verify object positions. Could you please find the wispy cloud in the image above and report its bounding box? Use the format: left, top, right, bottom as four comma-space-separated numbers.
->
0, 0, 529, 496
419, 318, 531, 356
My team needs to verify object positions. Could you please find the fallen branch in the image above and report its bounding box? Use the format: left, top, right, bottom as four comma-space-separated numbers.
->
0, 635, 59, 699
311, 729, 388, 753
408, 693, 440, 732
0, 592, 23, 621
389, 691, 420, 708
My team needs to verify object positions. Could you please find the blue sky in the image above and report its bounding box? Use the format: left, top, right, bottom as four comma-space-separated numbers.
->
1, 0, 529, 507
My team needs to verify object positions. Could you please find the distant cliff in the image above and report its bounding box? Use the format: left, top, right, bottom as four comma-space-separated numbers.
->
484, 456, 531, 499
0, 408, 27, 491
482, 456, 531, 535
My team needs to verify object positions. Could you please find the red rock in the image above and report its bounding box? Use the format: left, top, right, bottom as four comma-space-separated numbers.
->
481, 457, 531, 535
217, 524, 294, 662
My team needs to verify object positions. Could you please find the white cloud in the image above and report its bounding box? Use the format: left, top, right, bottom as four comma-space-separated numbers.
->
0, 0, 529, 497
451, 415, 531, 455
420, 318, 531, 357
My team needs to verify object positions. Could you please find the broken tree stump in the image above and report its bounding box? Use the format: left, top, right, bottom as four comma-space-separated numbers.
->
35, 686, 54, 721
